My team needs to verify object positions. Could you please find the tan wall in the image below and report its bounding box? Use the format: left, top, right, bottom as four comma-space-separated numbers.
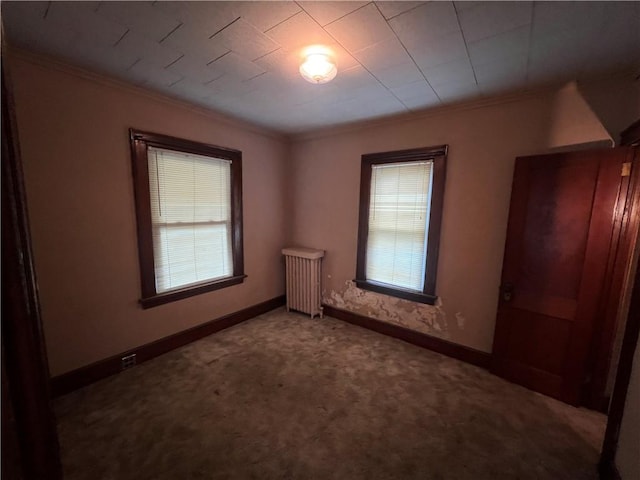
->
9, 54, 289, 376
579, 73, 640, 144
10, 48, 617, 372
547, 82, 612, 149
289, 87, 610, 352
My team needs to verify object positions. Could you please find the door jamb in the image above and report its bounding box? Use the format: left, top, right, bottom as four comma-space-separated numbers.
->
599, 124, 640, 478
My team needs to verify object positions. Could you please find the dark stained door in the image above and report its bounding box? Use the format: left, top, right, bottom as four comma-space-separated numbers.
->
492, 147, 634, 405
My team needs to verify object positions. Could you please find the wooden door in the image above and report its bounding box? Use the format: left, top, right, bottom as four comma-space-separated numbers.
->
492, 147, 634, 405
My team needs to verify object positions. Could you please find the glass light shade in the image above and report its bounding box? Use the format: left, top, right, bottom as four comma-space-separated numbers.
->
299, 53, 337, 84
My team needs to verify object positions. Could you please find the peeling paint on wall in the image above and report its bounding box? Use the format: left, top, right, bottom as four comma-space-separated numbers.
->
324, 280, 452, 339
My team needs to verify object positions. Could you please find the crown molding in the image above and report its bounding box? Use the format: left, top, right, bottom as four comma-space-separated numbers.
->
6, 46, 635, 146
291, 68, 637, 143
6, 47, 289, 143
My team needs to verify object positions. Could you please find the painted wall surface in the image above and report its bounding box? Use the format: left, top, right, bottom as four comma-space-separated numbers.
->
579, 73, 640, 144
289, 87, 611, 353
547, 82, 613, 148
9, 55, 289, 376
616, 333, 640, 480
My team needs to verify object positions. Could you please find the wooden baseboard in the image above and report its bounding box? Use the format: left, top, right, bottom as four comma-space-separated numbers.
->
323, 305, 491, 369
51, 295, 285, 397
599, 459, 622, 480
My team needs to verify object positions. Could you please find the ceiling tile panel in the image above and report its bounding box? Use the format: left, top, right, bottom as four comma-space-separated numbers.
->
324, 3, 396, 53
478, 76, 527, 96
375, 2, 426, 20
166, 54, 225, 84
96, 1, 180, 43
115, 31, 183, 68
278, 81, 330, 106
362, 96, 409, 117
265, 12, 334, 52
160, 24, 230, 61
326, 44, 361, 72
3, 0, 638, 134
1, 1, 78, 55
583, 2, 640, 71
467, 26, 529, 67
453, 1, 483, 13
301, 1, 368, 27
253, 48, 292, 73
532, 1, 606, 38
526, 64, 576, 87
168, 77, 216, 102
432, 81, 480, 102
527, 36, 589, 85
256, 43, 357, 75
49, 1, 127, 47
457, 1, 532, 43
352, 37, 412, 71
328, 65, 381, 91
127, 59, 183, 88
1, 0, 49, 24
424, 58, 475, 87
529, 29, 593, 78
334, 87, 407, 117
63, 43, 139, 76
389, 2, 460, 47
242, 72, 289, 95
232, 1, 302, 32
372, 62, 425, 89
389, 80, 440, 107
210, 52, 267, 81
400, 95, 442, 111
213, 18, 281, 60
407, 31, 469, 70
303, 88, 349, 108
152, 2, 238, 36
601, 1, 640, 39
474, 54, 527, 85
207, 73, 263, 98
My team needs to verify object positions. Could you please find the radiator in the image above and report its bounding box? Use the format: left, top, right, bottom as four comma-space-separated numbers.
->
282, 247, 325, 318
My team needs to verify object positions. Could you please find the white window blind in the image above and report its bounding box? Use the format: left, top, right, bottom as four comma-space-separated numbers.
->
147, 147, 232, 293
366, 160, 433, 291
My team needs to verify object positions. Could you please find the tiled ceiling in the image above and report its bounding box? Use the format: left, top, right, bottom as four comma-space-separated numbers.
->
3, 1, 639, 133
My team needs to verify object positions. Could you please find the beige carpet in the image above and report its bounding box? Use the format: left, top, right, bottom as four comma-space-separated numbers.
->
55, 308, 606, 480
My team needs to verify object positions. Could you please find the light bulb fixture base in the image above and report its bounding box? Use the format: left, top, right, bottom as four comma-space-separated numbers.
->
299, 52, 337, 84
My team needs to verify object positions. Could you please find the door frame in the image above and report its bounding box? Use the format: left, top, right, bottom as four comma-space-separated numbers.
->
599, 124, 640, 479
583, 146, 638, 411
1, 38, 63, 479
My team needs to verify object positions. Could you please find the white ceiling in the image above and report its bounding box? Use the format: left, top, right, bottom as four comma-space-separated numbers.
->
3, 1, 639, 134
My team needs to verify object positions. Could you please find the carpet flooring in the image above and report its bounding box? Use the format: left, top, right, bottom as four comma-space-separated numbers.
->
55, 308, 606, 480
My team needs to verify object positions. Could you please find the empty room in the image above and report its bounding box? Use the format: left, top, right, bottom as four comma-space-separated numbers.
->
2, 1, 640, 479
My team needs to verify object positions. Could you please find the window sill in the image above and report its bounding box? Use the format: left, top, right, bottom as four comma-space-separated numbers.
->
140, 274, 246, 309
353, 279, 437, 305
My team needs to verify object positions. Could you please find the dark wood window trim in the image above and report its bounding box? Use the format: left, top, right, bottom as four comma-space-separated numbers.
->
129, 129, 244, 309
355, 145, 447, 305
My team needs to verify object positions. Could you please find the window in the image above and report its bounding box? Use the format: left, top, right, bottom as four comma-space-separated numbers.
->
130, 129, 244, 308
355, 145, 447, 304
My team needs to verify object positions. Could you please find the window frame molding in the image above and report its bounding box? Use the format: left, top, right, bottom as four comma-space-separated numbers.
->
355, 145, 448, 305
129, 128, 245, 309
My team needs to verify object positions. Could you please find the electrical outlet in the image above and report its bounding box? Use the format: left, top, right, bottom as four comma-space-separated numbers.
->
121, 353, 137, 370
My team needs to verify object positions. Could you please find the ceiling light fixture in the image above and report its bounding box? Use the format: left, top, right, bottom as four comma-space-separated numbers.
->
300, 52, 337, 84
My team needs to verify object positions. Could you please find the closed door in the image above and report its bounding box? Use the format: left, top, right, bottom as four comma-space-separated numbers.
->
491, 147, 633, 405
